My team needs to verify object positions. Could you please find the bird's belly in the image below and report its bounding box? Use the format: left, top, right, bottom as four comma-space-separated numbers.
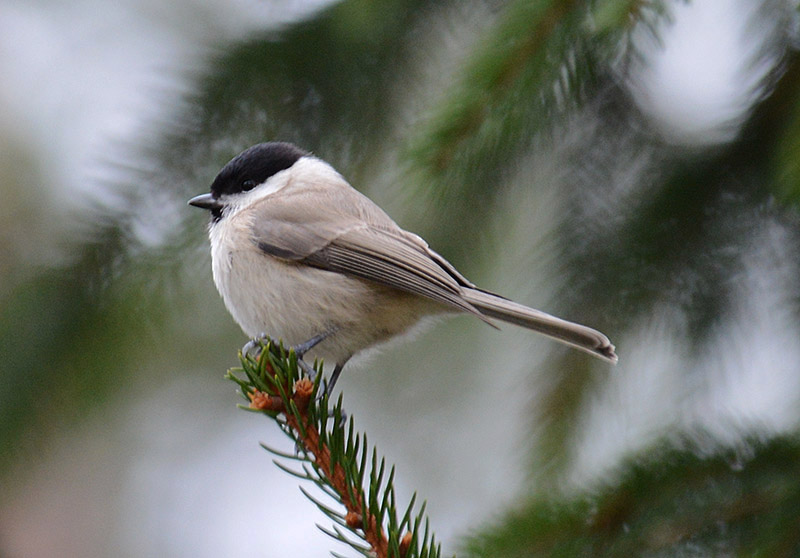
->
212, 247, 436, 365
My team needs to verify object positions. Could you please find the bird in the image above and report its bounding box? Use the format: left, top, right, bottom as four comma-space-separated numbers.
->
189, 142, 617, 390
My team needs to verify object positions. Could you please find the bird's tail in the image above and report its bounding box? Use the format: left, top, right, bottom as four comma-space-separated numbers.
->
462, 288, 618, 363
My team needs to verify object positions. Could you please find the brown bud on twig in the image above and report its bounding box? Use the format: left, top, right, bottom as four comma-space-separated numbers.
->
399, 532, 413, 558
293, 378, 314, 411
345, 511, 363, 529
248, 389, 283, 411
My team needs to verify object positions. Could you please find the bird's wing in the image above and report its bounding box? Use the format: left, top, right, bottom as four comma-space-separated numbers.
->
247, 191, 489, 319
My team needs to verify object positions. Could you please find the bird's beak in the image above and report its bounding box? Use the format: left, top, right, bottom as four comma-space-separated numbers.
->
188, 193, 224, 211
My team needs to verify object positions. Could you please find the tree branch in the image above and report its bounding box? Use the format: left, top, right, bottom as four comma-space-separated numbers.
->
226, 339, 443, 558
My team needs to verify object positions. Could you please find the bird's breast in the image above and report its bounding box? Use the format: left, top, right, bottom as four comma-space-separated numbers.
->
209, 222, 437, 364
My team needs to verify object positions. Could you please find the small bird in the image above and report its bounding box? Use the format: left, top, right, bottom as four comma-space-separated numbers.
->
189, 142, 616, 389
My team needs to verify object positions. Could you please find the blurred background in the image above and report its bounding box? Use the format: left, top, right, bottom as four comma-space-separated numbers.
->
1, 0, 800, 556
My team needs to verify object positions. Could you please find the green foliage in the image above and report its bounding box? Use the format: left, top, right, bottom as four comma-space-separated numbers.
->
184, 0, 430, 183
403, 0, 670, 263
0, 226, 176, 472
227, 339, 444, 558
463, 435, 800, 558
772, 56, 800, 204
519, 5, 800, 485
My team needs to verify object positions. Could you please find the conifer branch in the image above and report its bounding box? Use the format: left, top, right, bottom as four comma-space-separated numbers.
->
226, 338, 445, 558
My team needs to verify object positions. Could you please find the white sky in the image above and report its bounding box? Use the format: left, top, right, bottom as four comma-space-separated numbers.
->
628, 0, 782, 144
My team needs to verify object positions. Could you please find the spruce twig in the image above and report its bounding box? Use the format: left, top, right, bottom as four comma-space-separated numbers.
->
226, 337, 445, 558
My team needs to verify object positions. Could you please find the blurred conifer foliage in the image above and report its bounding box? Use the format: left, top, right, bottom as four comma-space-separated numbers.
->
2, 0, 800, 555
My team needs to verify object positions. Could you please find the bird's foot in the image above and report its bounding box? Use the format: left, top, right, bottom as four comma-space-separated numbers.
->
288, 330, 338, 384
321, 362, 345, 399
241, 332, 269, 360
291, 331, 332, 359
242, 330, 343, 401
242, 330, 330, 364
291, 334, 347, 428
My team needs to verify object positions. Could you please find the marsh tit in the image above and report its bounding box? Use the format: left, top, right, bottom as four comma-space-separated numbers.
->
189, 142, 617, 389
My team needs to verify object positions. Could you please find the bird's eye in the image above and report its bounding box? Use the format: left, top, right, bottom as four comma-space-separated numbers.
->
241, 179, 256, 191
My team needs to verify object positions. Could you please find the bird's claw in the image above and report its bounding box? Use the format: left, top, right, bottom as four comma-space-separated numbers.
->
243, 332, 327, 381
295, 358, 318, 382
241, 332, 269, 360
242, 331, 345, 407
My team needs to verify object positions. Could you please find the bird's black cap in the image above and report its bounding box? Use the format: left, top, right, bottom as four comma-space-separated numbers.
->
209, 142, 309, 199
